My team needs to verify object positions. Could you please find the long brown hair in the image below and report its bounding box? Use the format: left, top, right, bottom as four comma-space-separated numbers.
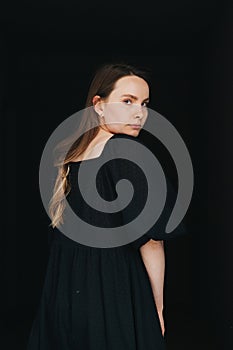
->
48, 62, 150, 228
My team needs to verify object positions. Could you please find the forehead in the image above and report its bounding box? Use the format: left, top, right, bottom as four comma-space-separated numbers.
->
112, 75, 149, 97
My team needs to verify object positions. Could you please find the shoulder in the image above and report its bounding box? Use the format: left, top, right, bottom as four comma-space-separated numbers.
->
103, 133, 148, 181
106, 133, 145, 155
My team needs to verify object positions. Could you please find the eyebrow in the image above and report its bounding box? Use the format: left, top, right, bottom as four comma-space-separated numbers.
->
121, 94, 150, 102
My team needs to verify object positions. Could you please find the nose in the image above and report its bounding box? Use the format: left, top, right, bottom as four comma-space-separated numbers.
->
134, 105, 144, 119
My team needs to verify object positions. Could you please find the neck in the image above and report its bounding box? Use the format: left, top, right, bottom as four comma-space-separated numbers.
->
98, 126, 114, 136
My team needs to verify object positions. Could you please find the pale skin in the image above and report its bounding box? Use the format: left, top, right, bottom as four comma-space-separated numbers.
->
77, 75, 166, 336
139, 239, 165, 337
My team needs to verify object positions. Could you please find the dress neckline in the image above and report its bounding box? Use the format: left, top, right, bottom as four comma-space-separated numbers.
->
69, 133, 116, 165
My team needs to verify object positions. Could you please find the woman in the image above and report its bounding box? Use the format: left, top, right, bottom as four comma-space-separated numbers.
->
27, 62, 185, 349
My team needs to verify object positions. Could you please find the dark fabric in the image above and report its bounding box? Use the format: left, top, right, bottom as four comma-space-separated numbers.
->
27, 133, 187, 349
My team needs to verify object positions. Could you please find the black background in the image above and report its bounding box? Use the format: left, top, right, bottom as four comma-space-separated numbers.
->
1, 1, 233, 349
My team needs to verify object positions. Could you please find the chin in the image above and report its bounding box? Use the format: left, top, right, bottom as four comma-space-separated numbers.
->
118, 127, 141, 137
131, 128, 141, 133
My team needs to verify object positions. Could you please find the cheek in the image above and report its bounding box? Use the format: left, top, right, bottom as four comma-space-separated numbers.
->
105, 104, 132, 123
143, 110, 148, 119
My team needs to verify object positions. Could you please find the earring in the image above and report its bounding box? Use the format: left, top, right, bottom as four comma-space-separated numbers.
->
99, 112, 104, 118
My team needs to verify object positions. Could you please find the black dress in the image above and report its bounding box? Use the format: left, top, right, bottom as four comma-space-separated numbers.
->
27, 133, 186, 350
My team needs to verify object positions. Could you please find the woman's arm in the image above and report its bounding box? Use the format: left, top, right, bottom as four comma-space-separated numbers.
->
140, 239, 165, 336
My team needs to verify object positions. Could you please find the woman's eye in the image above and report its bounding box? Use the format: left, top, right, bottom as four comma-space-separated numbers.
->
123, 99, 132, 105
123, 99, 149, 107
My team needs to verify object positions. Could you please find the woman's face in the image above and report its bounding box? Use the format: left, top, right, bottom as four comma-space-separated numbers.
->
95, 75, 150, 137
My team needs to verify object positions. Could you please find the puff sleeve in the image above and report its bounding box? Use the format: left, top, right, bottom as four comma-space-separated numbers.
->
105, 133, 187, 250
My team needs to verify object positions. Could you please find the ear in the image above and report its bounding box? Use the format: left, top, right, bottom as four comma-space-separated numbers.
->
92, 95, 104, 116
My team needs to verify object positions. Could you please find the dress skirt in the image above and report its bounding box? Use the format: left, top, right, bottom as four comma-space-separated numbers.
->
27, 230, 166, 349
